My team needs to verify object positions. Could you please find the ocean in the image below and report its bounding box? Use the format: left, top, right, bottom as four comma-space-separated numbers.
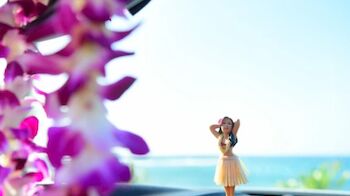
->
128, 155, 350, 191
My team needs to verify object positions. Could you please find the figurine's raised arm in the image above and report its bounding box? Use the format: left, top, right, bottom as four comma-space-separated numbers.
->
209, 124, 221, 138
233, 119, 240, 135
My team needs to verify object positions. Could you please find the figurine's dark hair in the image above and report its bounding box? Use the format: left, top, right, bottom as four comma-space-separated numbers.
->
218, 116, 238, 147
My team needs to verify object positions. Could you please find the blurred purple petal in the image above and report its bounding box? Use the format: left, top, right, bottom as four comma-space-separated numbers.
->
20, 116, 39, 139
57, 75, 86, 105
0, 23, 12, 39
108, 50, 134, 61
0, 166, 11, 184
37, 185, 92, 196
94, 49, 134, 76
41, 93, 64, 119
34, 159, 49, 179
82, 1, 111, 22
78, 156, 130, 194
113, 128, 149, 155
47, 127, 85, 168
109, 49, 134, 59
11, 116, 39, 140
4, 61, 24, 82
0, 90, 20, 108
10, 128, 29, 140
100, 76, 136, 100
26, 171, 44, 181
0, 44, 9, 58
16, 52, 64, 75
0, 132, 7, 153
85, 25, 138, 48
81, 0, 128, 21
8, 172, 44, 189
23, 140, 46, 152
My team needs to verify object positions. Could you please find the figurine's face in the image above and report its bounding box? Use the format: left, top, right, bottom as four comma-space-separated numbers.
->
221, 118, 233, 134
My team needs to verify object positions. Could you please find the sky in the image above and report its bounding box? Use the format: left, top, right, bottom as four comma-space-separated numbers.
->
2, 0, 349, 157
105, 0, 350, 156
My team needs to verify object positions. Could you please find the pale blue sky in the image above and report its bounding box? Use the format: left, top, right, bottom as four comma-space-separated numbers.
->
105, 0, 350, 156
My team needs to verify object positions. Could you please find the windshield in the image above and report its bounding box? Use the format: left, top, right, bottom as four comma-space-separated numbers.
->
112, 0, 350, 195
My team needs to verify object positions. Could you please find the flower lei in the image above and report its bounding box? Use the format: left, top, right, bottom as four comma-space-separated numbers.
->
0, 0, 149, 195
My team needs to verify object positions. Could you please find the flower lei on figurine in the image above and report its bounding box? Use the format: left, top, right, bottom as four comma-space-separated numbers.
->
0, 0, 149, 195
218, 135, 231, 154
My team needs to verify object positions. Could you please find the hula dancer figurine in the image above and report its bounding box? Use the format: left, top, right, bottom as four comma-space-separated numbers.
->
210, 116, 247, 196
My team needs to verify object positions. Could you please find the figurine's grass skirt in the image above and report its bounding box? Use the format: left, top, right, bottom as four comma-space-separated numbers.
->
214, 155, 248, 186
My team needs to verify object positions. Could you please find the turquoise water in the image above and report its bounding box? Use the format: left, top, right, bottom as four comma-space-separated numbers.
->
130, 156, 350, 191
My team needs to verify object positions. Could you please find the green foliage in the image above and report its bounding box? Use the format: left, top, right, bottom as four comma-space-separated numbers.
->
277, 161, 350, 190
129, 162, 148, 183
